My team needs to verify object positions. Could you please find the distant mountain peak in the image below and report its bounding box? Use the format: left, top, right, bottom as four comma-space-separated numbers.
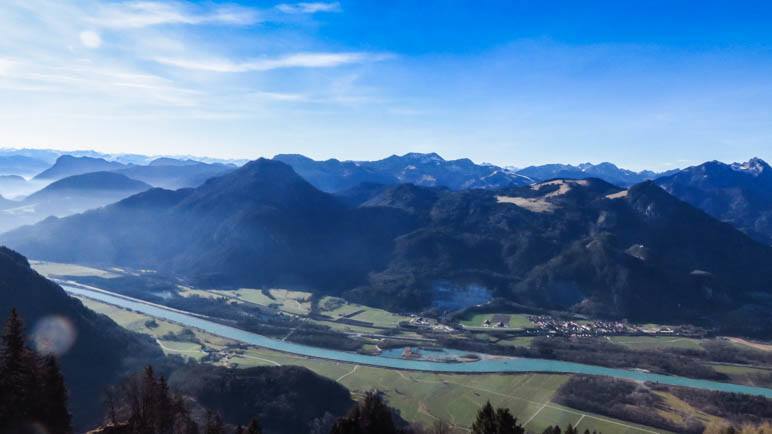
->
731, 157, 770, 176
198, 158, 306, 193
148, 157, 200, 167
33, 155, 125, 180
400, 152, 445, 163
239, 157, 302, 178
181, 158, 340, 216
31, 171, 151, 194
516, 162, 665, 187
585, 162, 621, 170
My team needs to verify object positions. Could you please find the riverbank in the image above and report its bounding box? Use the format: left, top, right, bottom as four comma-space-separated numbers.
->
63, 284, 772, 399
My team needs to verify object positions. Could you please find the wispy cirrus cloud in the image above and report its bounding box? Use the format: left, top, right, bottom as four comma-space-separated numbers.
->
276, 2, 341, 14
1, 58, 201, 107
92, 1, 259, 28
155, 52, 392, 72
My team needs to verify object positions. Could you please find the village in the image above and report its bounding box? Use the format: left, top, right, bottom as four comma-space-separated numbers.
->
463, 313, 707, 339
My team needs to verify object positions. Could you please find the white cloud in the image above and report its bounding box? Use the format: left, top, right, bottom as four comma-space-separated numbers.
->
0, 58, 16, 76
0, 0, 388, 124
79, 30, 102, 48
155, 52, 391, 72
93, 1, 259, 28
0, 57, 201, 107
252, 91, 307, 102
276, 2, 341, 14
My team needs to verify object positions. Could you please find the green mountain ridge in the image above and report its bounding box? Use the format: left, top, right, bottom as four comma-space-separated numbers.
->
4, 159, 772, 334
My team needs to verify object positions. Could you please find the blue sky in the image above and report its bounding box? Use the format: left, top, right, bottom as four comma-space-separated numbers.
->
1, 1, 772, 169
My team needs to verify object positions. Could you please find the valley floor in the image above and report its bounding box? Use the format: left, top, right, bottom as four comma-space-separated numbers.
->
77, 296, 673, 434
32, 261, 772, 433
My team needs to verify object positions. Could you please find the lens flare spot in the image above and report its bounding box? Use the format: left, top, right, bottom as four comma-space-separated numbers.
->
32, 316, 77, 356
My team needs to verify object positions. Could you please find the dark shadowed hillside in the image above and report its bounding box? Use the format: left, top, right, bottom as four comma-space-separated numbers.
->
168, 365, 354, 434
656, 158, 772, 244
3, 159, 415, 291
0, 247, 162, 427
4, 160, 772, 332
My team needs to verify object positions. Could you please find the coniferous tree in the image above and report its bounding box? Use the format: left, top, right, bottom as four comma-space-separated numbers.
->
245, 418, 262, 434
494, 408, 523, 434
40, 355, 73, 434
330, 406, 361, 434
156, 375, 174, 434
330, 391, 398, 434
471, 402, 498, 434
0, 308, 42, 431
471, 402, 524, 434
172, 394, 199, 434
111, 365, 199, 434
0, 309, 73, 434
140, 365, 159, 432
204, 410, 225, 434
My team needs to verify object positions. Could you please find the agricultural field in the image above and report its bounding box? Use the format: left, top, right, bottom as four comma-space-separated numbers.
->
177, 286, 230, 301
318, 296, 411, 328
192, 344, 665, 434
460, 313, 534, 330
726, 337, 772, 352
212, 288, 312, 315
77, 296, 668, 434
651, 390, 724, 430
605, 336, 704, 351
709, 363, 772, 387
496, 336, 535, 348
31, 260, 121, 279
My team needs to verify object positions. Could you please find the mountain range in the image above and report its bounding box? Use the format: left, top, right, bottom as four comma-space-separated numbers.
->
0, 155, 52, 176
115, 158, 234, 190
31, 155, 234, 189
0, 172, 153, 233
517, 162, 676, 186
275, 153, 676, 192
34, 155, 126, 180
4, 158, 771, 334
656, 158, 772, 245
274, 152, 532, 192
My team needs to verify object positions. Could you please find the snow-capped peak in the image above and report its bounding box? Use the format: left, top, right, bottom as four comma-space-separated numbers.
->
730, 158, 770, 176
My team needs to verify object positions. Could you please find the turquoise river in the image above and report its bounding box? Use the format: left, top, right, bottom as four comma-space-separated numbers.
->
62, 285, 772, 398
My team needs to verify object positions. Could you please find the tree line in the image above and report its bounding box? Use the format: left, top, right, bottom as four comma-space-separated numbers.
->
0, 308, 72, 433
329, 392, 600, 434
